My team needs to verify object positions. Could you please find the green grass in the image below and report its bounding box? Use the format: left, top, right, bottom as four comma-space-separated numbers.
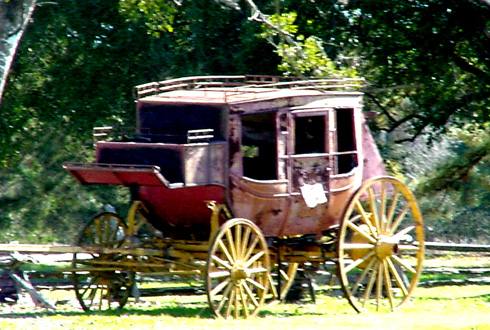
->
0, 285, 489, 330
1, 254, 489, 329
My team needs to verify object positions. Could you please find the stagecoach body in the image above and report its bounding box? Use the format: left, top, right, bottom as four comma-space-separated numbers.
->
66, 76, 384, 238
63, 76, 424, 318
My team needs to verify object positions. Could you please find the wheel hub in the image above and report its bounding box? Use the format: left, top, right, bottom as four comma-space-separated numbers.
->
375, 235, 399, 259
231, 268, 248, 282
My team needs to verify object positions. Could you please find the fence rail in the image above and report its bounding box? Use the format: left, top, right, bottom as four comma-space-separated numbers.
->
424, 242, 490, 253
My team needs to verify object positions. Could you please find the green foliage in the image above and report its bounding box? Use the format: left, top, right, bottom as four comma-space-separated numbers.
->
0, 0, 165, 242
0, 0, 280, 243
345, 0, 490, 137
116, 0, 279, 75
258, 11, 357, 77
413, 126, 490, 243
119, 0, 178, 36
1, 0, 490, 244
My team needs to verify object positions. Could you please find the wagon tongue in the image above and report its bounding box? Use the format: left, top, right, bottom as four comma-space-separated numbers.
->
62, 162, 170, 187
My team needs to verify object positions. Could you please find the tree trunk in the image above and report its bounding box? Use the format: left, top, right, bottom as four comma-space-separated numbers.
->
0, 0, 36, 104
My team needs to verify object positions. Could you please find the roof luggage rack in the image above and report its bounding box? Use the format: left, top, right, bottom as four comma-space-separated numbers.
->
134, 75, 364, 99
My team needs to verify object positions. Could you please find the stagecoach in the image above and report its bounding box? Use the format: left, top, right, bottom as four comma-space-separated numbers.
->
63, 75, 424, 318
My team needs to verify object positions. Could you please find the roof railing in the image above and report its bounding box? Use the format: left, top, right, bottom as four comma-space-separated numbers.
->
134, 75, 364, 99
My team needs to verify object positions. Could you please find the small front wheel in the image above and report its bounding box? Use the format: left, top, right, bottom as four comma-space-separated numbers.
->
206, 218, 270, 319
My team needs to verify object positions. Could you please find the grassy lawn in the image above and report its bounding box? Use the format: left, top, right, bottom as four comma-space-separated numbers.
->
0, 254, 488, 329
0, 284, 488, 330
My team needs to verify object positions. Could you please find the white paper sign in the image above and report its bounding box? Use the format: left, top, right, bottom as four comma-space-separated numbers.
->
300, 183, 328, 208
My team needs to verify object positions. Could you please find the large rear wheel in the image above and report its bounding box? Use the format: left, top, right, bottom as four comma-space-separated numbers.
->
337, 176, 424, 312
206, 218, 270, 319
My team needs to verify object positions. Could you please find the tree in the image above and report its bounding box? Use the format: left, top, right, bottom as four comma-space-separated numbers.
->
344, 0, 490, 138
0, 0, 36, 102
0, 0, 281, 242
2, 0, 490, 243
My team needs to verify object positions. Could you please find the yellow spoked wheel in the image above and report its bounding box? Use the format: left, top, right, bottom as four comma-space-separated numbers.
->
268, 262, 299, 302
206, 218, 270, 319
72, 212, 135, 312
337, 176, 424, 313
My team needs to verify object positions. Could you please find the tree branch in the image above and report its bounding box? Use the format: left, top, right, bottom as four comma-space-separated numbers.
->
363, 91, 397, 123
451, 52, 490, 83
416, 135, 490, 194
393, 123, 427, 143
243, 0, 299, 47
394, 89, 490, 143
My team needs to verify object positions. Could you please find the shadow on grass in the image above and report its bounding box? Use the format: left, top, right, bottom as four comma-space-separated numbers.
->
416, 293, 490, 301
258, 309, 325, 318
0, 301, 214, 319
0, 301, 330, 320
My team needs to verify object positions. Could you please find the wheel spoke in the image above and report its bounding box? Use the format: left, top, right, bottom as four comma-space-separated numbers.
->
386, 187, 400, 227
239, 284, 249, 318
355, 201, 377, 236
343, 243, 375, 250
211, 255, 233, 270
235, 224, 242, 259
209, 270, 231, 279
225, 286, 236, 318
351, 257, 377, 296
362, 260, 378, 307
391, 255, 416, 274
242, 281, 260, 307
346, 220, 377, 244
379, 182, 387, 233
103, 219, 110, 246
245, 250, 265, 268
246, 277, 266, 291
267, 272, 278, 298
392, 226, 415, 240
106, 286, 112, 310
234, 287, 239, 319
387, 257, 408, 296
344, 250, 376, 273
95, 217, 102, 244
81, 275, 101, 299
247, 266, 268, 275
243, 235, 260, 261
383, 260, 395, 310
240, 226, 252, 261
86, 287, 97, 308
225, 228, 238, 262
97, 286, 104, 310
376, 262, 383, 311
218, 240, 235, 265
368, 187, 381, 233
389, 204, 410, 235
217, 282, 233, 311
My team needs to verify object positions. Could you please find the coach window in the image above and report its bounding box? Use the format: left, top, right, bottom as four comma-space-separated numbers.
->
241, 112, 277, 180
294, 115, 326, 154
335, 108, 358, 173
